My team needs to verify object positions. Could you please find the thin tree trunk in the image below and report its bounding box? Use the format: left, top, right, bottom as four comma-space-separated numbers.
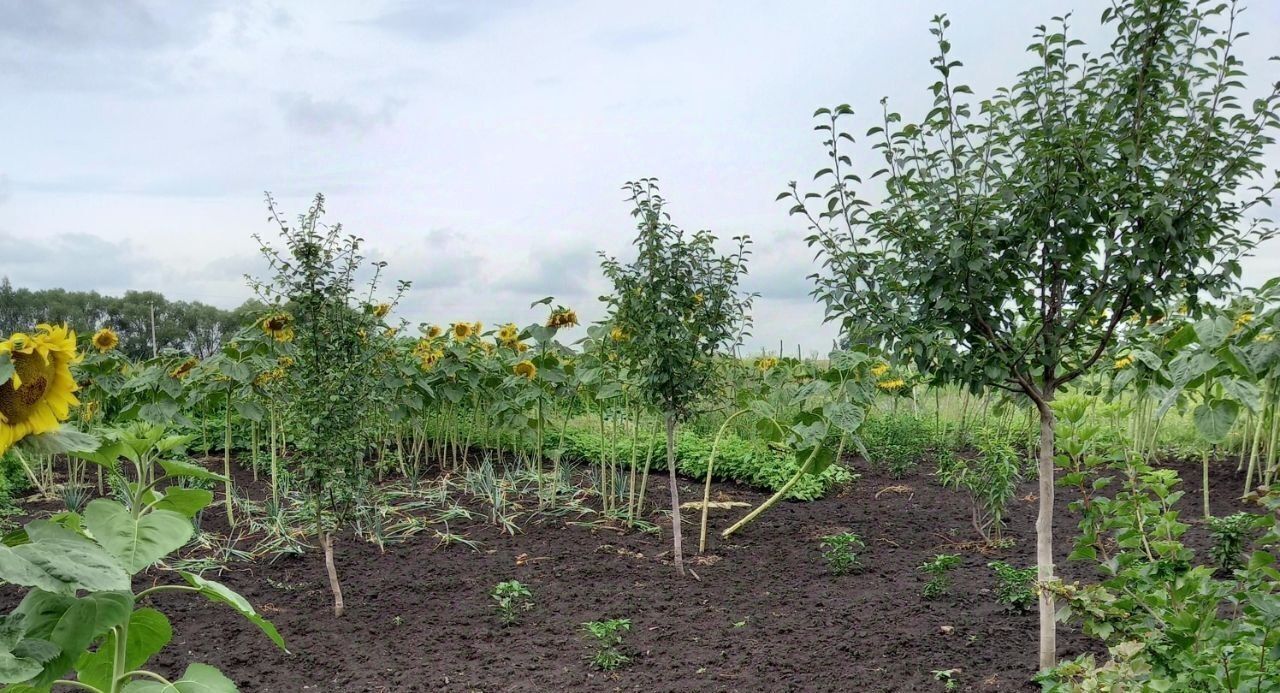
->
1035, 398, 1057, 671
322, 531, 345, 617
665, 412, 685, 577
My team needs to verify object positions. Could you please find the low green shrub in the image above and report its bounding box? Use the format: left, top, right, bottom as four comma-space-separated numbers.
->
552, 426, 854, 500
860, 414, 940, 477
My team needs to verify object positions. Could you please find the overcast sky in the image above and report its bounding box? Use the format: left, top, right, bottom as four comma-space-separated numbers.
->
2, 1, 1279, 354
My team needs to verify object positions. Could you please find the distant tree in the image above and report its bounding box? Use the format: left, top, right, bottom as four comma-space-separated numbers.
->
784, 1, 1279, 670
0, 283, 254, 358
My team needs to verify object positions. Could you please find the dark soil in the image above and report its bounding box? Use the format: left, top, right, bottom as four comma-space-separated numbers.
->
4, 455, 1254, 692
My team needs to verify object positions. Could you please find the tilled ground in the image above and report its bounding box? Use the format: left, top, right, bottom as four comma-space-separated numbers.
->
3, 456, 1251, 692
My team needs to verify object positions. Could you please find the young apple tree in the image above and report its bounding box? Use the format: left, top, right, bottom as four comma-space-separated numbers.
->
783, 1, 1279, 671
601, 179, 754, 576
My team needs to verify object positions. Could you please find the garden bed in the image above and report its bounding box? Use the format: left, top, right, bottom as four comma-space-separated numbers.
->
4, 456, 1248, 692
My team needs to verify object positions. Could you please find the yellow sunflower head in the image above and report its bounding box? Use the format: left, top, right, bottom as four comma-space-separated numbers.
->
610, 326, 627, 342
514, 360, 537, 380
91, 327, 120, 353
261, 313, 295, 343
876, 378, 906, 392
79, 399, 100, 424
870, 363, 890, 378
1114, 355, 1134, 370
497, 323, 519, 345
756, 356, 778, 372
412, 339, 444, 371
425, 324, 444, 339
0, 324, 80, 456
372, 303, 391, 319
516, 341, 530, 353
546, 308, 579, 329
451, 322, 474, 340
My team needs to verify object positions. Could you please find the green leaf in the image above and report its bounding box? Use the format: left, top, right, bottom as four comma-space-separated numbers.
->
1193, 317, 1233, 349
1219, 377, 1262, 413
75, 608, 173, 691
0, 523, 129, 595
152, 488, 213, 519
179, 573, 287, 652
13, 589, 132, 687
823, 402, 865, 434
157, 459, 228, 484
232, 401, 264, 423
0, 354, 13, 386
71, 440, 129, 469
13, 427, 99, 456
85, 499, 193, 575
1192, 399, 1239, 443
121, 662, 238, 693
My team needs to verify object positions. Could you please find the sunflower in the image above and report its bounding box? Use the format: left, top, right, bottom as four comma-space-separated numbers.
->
278, 356, 295, 369
425, 324, 444, 339
876, 378, 906, 391
546, 308, 579, 329
1113, 355, 1134, 370
451, 322, 474, 340
0, 324, 80, 456
1233, 311, 1254, 334
756, 356, 778, 372
170, 357, 199, 380
79, 400, 99, 424
261, 313, 295, 343
91, 327, 120, 353
1258, 333, 1274, 343
610, 326, 627, 342
514, 360, 537, 380
497, 323, 520, 346
870, 363, 890, 378
516, 342, 529, 353
412, 339, 444, 370
372, 303, 391, 319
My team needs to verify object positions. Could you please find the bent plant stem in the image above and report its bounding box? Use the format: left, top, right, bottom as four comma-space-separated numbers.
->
721, 443, 822, 539
699, 408, 750, 553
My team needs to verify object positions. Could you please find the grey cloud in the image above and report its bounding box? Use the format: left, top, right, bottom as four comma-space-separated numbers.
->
0, 1, 168, 48
277, 93, 406, 136
0, 231, 148, 293
501, 245, 595, 299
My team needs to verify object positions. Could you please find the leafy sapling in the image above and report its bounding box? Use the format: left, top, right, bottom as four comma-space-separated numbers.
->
820, 531, 866, 575
1207, 513, 1258, 574
920, 553, 962, 600
988, 561, 1037, 613
582, 618, 632, 670
492, 579, 535, 626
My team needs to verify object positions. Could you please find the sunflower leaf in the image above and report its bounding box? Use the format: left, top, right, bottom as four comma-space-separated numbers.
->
13, 427, 99, 456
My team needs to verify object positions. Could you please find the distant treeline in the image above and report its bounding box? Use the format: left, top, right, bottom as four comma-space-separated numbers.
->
0, 277, 263, 359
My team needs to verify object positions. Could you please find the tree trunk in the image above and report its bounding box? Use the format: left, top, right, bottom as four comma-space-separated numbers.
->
1035, 398, 1057, 671
665, 412, 686, 577
322, 531, 345, 617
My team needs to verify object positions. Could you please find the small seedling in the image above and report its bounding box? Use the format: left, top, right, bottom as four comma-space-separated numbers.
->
933, 668, 960, 690
988, 560, 1037, 613
582, 618, 632, 670
492, 579, 535, 626
820, 531, 865, 575
920, 553, 962, 599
